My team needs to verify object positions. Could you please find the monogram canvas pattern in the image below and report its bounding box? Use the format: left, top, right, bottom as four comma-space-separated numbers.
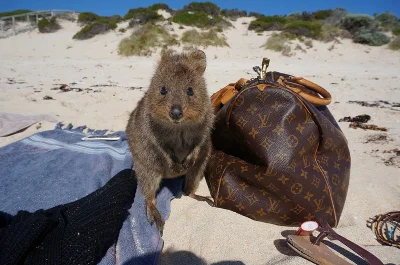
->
205, 72, 351, 227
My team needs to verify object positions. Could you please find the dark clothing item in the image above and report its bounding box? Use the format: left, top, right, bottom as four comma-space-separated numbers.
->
0, 169, 137, 265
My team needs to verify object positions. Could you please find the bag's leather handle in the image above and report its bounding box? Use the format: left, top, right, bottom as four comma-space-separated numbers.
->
279, 76, 332, 106
316, 220, 384, 265
211, 75, 332, 111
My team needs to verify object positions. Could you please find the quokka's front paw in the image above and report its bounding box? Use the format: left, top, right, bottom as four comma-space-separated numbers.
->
182, 153, 198, 169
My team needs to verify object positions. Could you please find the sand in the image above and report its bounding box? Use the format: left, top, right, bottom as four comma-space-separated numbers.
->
0, 15, 399, 264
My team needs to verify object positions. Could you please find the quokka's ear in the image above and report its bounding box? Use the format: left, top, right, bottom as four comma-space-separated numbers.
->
160, 48, 174, 62
186, 49, 207, 74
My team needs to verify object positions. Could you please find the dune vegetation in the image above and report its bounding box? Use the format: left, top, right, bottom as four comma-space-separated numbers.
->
37, 17, 61, 33
2, 2, 399, 51
118, 23, 179, 56
248, 8, 398, 47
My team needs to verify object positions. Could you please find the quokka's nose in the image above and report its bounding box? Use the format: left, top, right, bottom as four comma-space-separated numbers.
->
169, 105, 183, 120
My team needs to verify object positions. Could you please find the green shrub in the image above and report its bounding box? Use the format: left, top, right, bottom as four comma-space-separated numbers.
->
323, 8, 348, 26
374, 12, 398, 27
148, 3, 172, 11
320, 24, 351, 41
261, 32, 290, 52
340, 14, 376, 34
118, 24, 178, 56
392, 26, 400, 36
73, 18, 117, 40
248, 12, 264, 18
124, 7, 162, 26
300, 12, 313, 21
312, 9, 333, 20
248, 16, 287, 32
78, 12, 100, 24
0, 9, 32, 18
183, 2, 220, 16
172, 10, 230, 28
389, 36, 400, 50
38, 17, 61, 33
221, 8, 247, 20
181, 29, 229, 47
283, 20, 323, 38
119, 28, 127, 33
108, 15, 122, 23
353, 29, 390, 46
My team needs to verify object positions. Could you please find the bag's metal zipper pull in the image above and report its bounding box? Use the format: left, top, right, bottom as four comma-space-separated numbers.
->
253, 57, 270, 80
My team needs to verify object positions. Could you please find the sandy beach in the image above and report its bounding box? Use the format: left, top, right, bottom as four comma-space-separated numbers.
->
0, 15, 399, 264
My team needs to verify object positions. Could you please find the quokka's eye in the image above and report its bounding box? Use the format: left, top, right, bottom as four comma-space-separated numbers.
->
160, 87, 167, 95
187, 87, 194, 96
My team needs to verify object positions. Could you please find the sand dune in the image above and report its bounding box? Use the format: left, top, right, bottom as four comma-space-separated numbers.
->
0, 15, 399, 264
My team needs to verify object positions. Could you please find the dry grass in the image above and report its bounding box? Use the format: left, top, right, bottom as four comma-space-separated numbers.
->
118, 24, 178, 56
389, 36, 400, 50
181, 29, 229, 48
304, 39, 313, 48
261, 33, 290, 52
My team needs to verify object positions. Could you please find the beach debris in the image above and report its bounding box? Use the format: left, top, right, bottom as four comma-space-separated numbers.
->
384, 156, 400, 168
364, 134, 391, 143
349, 122, 387, 131
330, 82, 338, 85
59, 84, 72, 92
91, 83, 118, 87
383, 148, 400, 156
339, 115, 371, 123
128, 86, 143, 90
36, 123, 42, 130
43, 96, 54, 100
7, 78, 26, 85
51, 84, 84, 92
348, 100, 400, 111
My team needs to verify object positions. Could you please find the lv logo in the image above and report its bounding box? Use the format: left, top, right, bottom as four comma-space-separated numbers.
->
226, 185, 238, 202
268, 197, 281, 214
264, 164, 278, 177
303, 155, 311, 168
258, 113, 272, 128
313, 196, 325, 212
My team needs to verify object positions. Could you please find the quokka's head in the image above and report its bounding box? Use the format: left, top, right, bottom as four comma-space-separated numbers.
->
146, 48, 210, 125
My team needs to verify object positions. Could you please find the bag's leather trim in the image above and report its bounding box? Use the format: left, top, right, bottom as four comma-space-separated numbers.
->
214, 161, 231, 206
277, 76, 332, 106
288, 91, 338, 227
224, 83, 338, 226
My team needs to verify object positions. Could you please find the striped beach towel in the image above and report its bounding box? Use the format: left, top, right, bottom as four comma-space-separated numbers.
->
0, 123, 183, 265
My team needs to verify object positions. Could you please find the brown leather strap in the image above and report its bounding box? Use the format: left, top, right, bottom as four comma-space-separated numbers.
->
317, 220, 384, 265
210, 78, 248, 112
278, 76, 332, 106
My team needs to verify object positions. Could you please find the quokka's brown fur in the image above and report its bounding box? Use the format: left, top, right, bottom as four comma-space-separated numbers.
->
125, 48, 215, 232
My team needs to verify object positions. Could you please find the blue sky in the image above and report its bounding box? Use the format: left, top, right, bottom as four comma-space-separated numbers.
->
2, 0, 400, 17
